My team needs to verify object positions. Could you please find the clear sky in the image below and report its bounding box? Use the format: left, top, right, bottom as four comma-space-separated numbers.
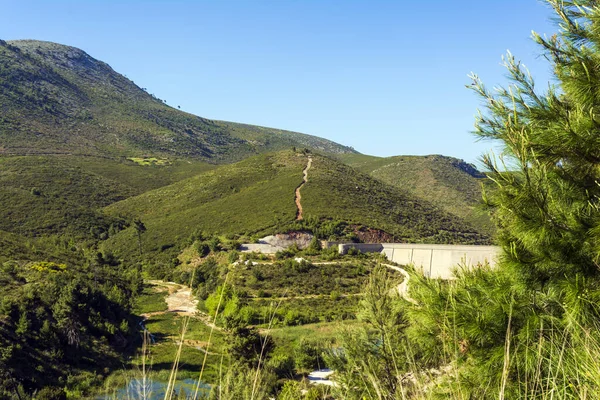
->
1, 0, 557, 163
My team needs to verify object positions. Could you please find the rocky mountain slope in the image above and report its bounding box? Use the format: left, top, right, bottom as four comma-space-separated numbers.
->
0, 39, 356, 161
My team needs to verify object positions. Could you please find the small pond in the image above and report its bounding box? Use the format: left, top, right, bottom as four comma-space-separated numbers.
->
97, 378, 210, 399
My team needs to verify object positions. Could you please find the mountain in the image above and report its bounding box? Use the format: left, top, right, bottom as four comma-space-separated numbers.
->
0, 39, 356, 161
0, 38, 496, 398
338, 154, 495, 234
102, 150, 491, 261
0, 38, 493, 259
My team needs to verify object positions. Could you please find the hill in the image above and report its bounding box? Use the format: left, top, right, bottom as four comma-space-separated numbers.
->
0, 155, 215, 240
0, 39, 356, 161
338, 153, 495, 234
102, 150, 491, 261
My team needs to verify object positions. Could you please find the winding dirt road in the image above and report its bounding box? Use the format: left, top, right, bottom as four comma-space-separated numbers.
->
295, 156, 313, 220
382, 263, 417, 304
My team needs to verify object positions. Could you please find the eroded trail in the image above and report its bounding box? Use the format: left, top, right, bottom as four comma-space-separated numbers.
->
141, 280, 199, 317
382, 263, 417, 304
295, 156, 313, 220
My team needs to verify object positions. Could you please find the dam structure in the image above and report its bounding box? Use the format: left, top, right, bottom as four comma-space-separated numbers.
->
338, 243, 501, 280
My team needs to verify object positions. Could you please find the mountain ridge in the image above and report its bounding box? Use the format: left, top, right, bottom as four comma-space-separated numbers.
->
0, 39, 357, 161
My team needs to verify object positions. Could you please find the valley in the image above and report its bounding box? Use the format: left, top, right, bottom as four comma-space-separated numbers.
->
4, 0, 600, 398
0, 38, 499, 399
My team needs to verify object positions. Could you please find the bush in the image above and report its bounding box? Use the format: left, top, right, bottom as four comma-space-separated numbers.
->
208, 236, 221, 252
294, 338, 327, 373
268, 351, 295, 379
228, 250, 240, 264
195, 241, 210, 257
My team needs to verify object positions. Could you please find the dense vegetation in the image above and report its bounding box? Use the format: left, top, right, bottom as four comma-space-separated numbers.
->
0, 155, 214, 240
102, 150, 491, 265
322, 2, 600, 399
0, 18, 512, 400
0, 255, 142, 398
301, 154, 489, 244
339, 153, 494, 235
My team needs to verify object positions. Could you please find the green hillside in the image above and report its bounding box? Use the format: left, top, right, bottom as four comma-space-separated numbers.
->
102, 151, 306, 259
103, 150, 491, 261
0, 39, 356, 161
0, 155, 215, 239
338, 153, 495, 234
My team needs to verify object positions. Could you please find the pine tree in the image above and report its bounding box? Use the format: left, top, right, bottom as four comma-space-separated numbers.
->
133, 218, 146, 257
404, 1, 600, 397
470, 0, 600, 316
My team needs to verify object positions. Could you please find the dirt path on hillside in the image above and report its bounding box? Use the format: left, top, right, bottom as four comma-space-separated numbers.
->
382, 264, 417, 304
295, 156, 313, 220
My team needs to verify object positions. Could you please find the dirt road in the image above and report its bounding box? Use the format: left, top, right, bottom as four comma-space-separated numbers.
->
382, 263, 417, 304
295, 156, 313, 220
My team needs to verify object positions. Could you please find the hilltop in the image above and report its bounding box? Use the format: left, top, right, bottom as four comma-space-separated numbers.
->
0, 39, 356, 161
338, 153, 495, 234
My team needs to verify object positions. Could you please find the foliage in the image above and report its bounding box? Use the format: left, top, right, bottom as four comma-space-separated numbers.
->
225, 323, 274, 369
0, 155, 214, 242
321, 3, 600, 398
231, 259, 376, 298
325, 266, 407, 399
420, 0, 600, 396
103, 151, 492, 262
293, 338, 330, 374
0, 255, 142, 398
300, 155, 491, 245
208, 363, 276, 400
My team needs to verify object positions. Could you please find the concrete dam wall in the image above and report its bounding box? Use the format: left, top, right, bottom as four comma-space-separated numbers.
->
339, 243, 501, 280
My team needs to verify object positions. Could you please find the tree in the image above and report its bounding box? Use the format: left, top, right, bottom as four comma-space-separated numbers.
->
225, 323, 273, 369
325, 266, 407, 400
408, 1, 600, 396
469, 0, 600, 316
133, 218, 146, 257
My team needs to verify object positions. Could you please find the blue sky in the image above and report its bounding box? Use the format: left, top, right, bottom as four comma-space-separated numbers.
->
1, 1, 557, 163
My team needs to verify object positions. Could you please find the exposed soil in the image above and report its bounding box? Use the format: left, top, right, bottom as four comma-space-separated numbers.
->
141, 280, 224, 333
142, 280, 198, 317
295, 156, 313, 220
382, 263, 416, 304
260, 231, 314, 248
351, 225, 395, 243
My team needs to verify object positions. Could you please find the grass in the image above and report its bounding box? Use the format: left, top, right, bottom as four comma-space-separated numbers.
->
102, 151, 305, 261
268, 320, 362, 353
301, 155, 491, 243
0, 155, 215, 239
127, 157, 171, 166
140, 314, 225, 382
132, 284, 169, 315
116, 282, 229, 390
0, 229, 86, 264
231, 260, 375, 297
